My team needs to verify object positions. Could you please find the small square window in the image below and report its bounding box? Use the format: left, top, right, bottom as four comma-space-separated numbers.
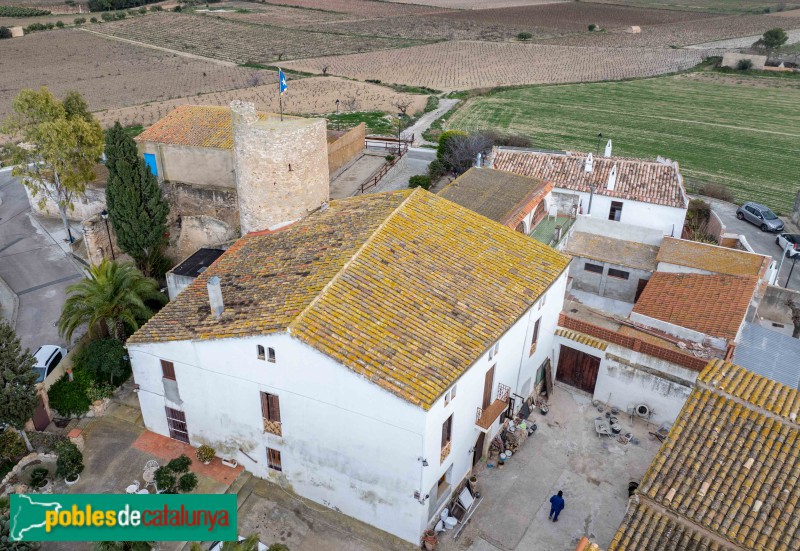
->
257, 345, 265, 360
161, 360, 176, 381
267, 448, 282, 471
608, 268, 630, 280
444, 391, 450, 406
268, 347, 276, 363
584, 263, 603, 274
451, 385, 457, 399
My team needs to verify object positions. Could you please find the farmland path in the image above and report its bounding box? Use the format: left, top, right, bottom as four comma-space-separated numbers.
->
79, 28, 239, 67
406, 98, 459, 146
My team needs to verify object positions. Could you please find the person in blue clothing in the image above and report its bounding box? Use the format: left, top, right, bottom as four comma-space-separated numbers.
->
549, 490, 565, 522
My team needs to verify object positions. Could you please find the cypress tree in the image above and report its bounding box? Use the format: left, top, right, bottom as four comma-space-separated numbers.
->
0, 321, 37, 430
105, 122, 170, 277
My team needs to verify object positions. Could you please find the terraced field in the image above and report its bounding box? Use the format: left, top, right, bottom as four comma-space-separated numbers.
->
91, 11, 428, 64
446, 73, 800, 213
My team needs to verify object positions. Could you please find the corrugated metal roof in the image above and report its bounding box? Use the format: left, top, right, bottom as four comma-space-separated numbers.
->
733, 322, 800, 389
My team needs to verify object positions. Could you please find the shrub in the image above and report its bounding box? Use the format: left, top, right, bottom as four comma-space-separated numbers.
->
172, 5, 181, 11
55, 440, 84, 481
408, 175, 432, 190
29, 467, 49, 489
177, 472, 198, 493
100, 11, 113, 20
90, 16, 98, 22
155, 454, 196, 493
196, 445, 215, 463
115, 11, 125, 18
167, 454, 192, 474
268, 545, 290, 551
55, 20, 64, 27
427, 158, 446, 181
437, 130, 468, 164
687, 198, 711, 225
698, 182, 735, 203
86, 381, 114, 402
138, 6, 146, 13
150, 4, 162, 10
74, 17, 86, 24
73, 338, 129, 386
516, 32, 532, 41
0, 27, 11, 39
588, 23, 597, 31
47, 369, 93, 417
737, 58, 753, 71
0, 6, 51, 16
385, 154, 395, 162
0, 431, 26, 462
46, 22, 54, 28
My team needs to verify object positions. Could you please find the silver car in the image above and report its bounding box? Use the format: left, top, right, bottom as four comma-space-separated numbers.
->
736, 201, 784, 232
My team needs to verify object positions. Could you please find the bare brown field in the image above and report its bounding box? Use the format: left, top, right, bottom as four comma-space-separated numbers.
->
255, 0, 451, 16
95, 76, 428, 128
197, 2, 351, 27
0, 29, 268, 121
383, 0, 563, 8
537, 12, 800, 47
91, 11, 427, 64
280, 41, 713, 91
584, 0, 799, 15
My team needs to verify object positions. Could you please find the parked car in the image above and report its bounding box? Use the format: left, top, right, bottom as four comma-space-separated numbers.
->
32, 345, 67, 383
776, 233, 800, 257
736, 202, 785, 232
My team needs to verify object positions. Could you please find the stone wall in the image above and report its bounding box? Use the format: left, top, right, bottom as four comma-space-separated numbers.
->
721, 52, 767, 70
328, 123, 366, 175
231, 101, 329, 234
164, 181, 240, 230
173, 215, 237, 262
551, 191, 580, 216
81, 213, 129, 267
25, 181, 107, 222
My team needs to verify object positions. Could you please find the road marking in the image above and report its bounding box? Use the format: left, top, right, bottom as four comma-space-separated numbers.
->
17, 274, 82, 296
0, 236, 25, 254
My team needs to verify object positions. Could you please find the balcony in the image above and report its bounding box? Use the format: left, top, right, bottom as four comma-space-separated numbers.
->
263, 418, 282, 436
475, 383, 510, 432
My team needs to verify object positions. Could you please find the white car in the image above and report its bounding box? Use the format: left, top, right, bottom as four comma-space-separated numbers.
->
776, 233, 800, 257
32, 345, 67, 383
209, 537, 268, 551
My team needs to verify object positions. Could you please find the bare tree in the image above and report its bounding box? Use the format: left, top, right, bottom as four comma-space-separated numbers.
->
787, 299, 800, 339
321, 65, 330, 76
393, 97, 414, 117
441, 133, 494, 175
343, 95, 359, 112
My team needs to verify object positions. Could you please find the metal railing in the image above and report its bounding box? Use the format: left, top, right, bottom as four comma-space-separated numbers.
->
357, 141, 410, 195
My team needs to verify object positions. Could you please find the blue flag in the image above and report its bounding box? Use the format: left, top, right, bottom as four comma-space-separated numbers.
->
279, 69, 288, 95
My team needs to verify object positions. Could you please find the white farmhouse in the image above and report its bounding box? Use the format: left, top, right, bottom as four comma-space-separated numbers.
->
491, 147, 689, 236
127, 188, 570, 544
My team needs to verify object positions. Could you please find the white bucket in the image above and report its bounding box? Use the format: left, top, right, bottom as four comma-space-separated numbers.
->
444, 517, 458, 529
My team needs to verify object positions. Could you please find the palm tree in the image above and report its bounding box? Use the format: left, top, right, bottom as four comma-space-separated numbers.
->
58, 259, 166, 342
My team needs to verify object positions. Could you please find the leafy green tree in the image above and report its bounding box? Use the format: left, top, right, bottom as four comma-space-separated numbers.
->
755, 28, 788, 51
105, 122, 169, 276
154, 454, 197, 493
0, 430, 26, 463
74, 338, 129, 385
55, 440, 84, 481
0, 322, 38, 442
58, 260, 166, 343
2, 88, 104, 242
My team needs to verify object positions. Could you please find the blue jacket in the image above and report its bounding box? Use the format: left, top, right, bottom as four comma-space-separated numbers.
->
550, 495, 565, 512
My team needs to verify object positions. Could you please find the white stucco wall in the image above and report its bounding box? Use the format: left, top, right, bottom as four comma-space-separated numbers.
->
129, 269, 568, 543
562, 188, 686, 237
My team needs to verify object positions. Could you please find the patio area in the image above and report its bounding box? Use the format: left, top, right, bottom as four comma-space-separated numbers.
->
530, 216, 575, 248
437, 383, 661, 551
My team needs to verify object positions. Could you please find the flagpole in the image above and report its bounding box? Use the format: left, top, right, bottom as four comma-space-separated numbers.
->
280, 93, 283, 122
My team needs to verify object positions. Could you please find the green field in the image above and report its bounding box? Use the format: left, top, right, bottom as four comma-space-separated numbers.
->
446, 74, 800, 214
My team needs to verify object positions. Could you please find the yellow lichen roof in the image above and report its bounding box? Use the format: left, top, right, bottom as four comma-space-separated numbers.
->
617, 359, 800, 551
130, 189, 570, 409
657, 237, 769, 278
134, 105, 286, 149
555, 328, 608, 351
564, 232, 660, 272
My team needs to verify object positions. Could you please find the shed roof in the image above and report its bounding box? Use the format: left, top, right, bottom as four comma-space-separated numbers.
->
564, 232, 659, 271
632, 272, 756, 340
492, 148, 687, 209
129, 189, 570, 410
733, 323, 800, 389
657, 237, 769, 278
610, 359, 800, 550
437, 167, 552, 227
170, 248, 225, 278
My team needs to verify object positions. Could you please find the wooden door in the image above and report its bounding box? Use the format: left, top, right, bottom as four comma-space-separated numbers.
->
556, 346, 600, 394
165, 407, 190, 444
32, 397, 50, 431
483, 366, 495, 409
473, 433, 485, 468
635, 278, 649, 302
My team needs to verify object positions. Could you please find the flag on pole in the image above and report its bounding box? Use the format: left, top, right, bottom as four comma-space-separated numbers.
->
279, 69, 288, 95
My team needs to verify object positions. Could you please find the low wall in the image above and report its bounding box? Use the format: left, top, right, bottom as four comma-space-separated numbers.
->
793, 190, 800, 227
25, 183, 106, 222
721, 52, 766, 70
328, 123, 366, 176
81, 213, 130, 267
706, 209, 725, 242
757, 285, 800, 325
165, 181, 239, 229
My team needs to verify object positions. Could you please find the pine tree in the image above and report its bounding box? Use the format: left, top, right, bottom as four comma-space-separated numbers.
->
0, 321, 37, 430
105, 122, 170, 277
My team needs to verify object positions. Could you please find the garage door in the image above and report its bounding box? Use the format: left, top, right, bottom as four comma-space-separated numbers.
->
556, 345, 600, 394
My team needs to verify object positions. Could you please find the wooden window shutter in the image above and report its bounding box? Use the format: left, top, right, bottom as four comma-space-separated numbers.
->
441, 415, 452, 447
161, 360, 176, 380
268, 394, 281, 423
260, 392, 270, 419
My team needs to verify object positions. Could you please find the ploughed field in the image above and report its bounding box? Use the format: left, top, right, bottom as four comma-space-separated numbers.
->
445, 73, 800, 214
89, 11, 428, 65
279, 41, 712, 91
584, 0, 800, 14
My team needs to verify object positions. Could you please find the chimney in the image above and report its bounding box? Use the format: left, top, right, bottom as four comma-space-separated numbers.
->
207, 276, 224, 319
474, 152, 482, 168
604, 139, 612, 158
607, 163, 618, 191
584, 152, 593, 173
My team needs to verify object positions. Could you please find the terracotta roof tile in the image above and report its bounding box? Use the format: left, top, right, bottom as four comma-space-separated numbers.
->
438, 167, 552, 227
632, 272, 756, 340
616, 359, 800, 551
492, 148, 687, 209
564, 232, 660, 271
129, 189, 570, 409
657, 237, 770, 278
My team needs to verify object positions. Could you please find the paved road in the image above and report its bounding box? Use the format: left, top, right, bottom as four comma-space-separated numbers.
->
0, 171, 84, 352
704, 197, 800, 290
406, 98, 459, 147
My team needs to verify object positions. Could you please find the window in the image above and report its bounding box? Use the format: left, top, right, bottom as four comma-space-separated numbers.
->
260, 392, 281, 422
530, 318, 541, 356
441, 415, 452, 448
609, 201, 623, 222
161, 360, 176, 381
165, 407, 189, 443
257, 345, 266, 360
608, 268, 630, 280
268, 347, 276, 363
584, 263, 603, 274
143, 153, 158, 177
539, 293, 547, 310
451, 385, 457, 399
444, 391, 450, 406
267, 448, 282, 471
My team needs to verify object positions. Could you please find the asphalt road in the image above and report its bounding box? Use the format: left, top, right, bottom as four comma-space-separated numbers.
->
0, 171, 83, 352
704, 197, 800, 290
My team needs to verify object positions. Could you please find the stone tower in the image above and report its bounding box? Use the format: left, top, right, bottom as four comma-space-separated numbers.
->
231, 101, 329, 235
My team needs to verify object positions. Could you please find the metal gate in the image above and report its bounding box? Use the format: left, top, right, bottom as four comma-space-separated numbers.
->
556, 345, 600, 394
165, 407, 189, 443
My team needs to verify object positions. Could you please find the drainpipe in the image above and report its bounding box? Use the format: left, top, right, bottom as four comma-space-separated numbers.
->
587, 185, 595, 215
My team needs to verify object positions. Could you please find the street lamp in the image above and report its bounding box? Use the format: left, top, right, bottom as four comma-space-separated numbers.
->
100, 209, 115, 261
397, 112, 403, 156
335, 99, 340, 131
596, 132, 603, 156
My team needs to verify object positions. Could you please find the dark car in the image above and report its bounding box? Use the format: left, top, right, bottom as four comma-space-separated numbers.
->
736, 202, 785, 232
